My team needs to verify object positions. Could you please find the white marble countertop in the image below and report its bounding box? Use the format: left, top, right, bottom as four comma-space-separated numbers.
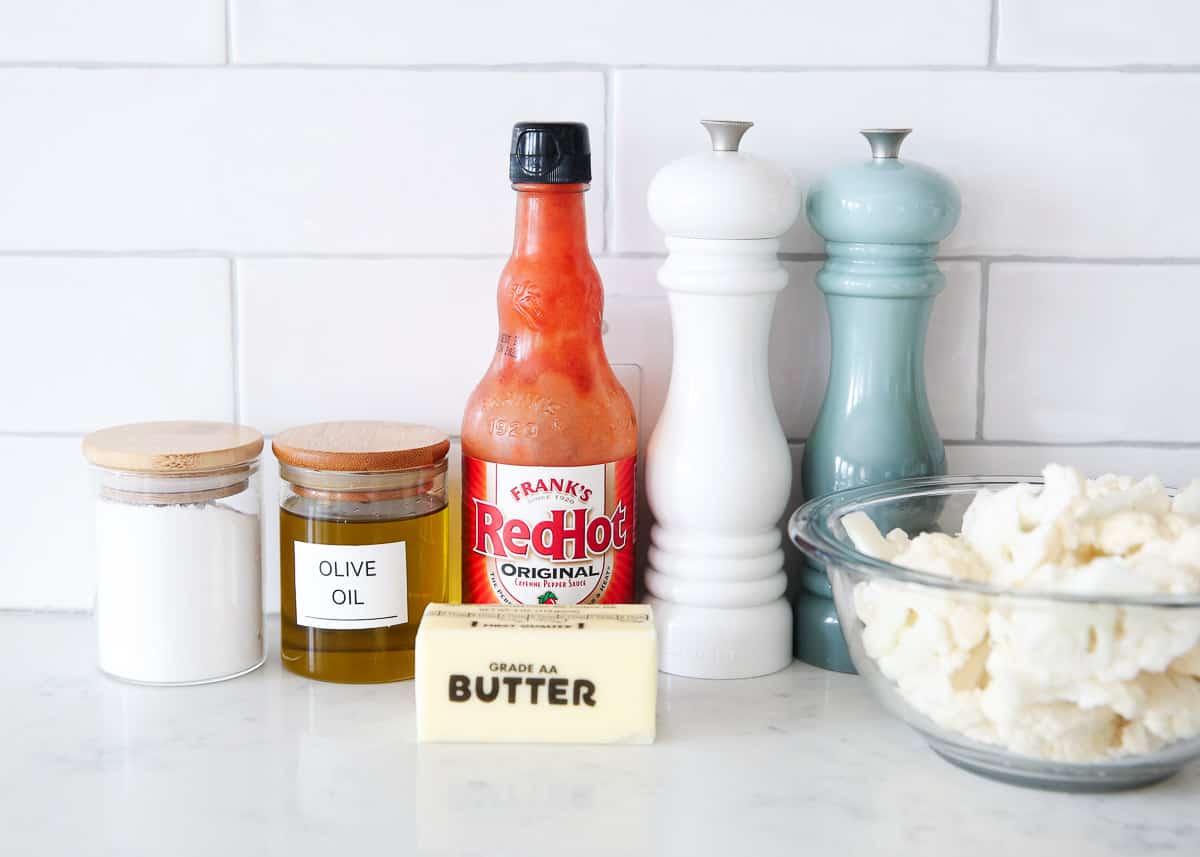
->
4, 613, 1198, 856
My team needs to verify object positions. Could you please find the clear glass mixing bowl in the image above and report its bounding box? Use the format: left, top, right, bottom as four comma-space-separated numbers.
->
790, 475, 1200, 792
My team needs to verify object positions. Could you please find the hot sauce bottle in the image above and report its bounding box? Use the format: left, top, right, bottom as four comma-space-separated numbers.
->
461, 122, 637, 606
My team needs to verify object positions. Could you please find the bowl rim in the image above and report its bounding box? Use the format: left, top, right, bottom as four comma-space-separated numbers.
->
790, 473, 1200, 608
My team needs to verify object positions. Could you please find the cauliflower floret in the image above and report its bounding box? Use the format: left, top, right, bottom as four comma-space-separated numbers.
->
854, 582, 988, 678
978, 680, 1123, 763
1087, 473, 1136, 499
885, 528, 911, 554
1022, 464, 1090, 524
985, 600, 1200, 687
854, 579, 991, 736
1165, 527, 1200, 574
897, 648, 991, 735
1131, 673, 1200, 746
960, 472, 1080, 588
1092, 511, 1173, 557
841, 511, 918, 565
1172, 481, 1200, 520
1079, 474, 1171, 520
1120, 721, 1166, 756
1027, 555, 1166, 597
1084, 545, 1200, 595
986, 602, 1124, 685
891, 532, 991, 582
841, 511, 899, 561
854, 580, 913, 662
1169, 646, 1200, 678
1114, 606, 1200, 677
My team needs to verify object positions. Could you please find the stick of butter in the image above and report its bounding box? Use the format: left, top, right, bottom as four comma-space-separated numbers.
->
415, 604, 657, 744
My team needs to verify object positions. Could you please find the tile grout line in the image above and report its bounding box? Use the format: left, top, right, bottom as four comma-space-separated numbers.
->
936, 255, 1200, 265
229, 259, 242, 423
603, 68, 614, 254
2, 61, 1200, 73
0, 607, 91, 616
943, 439, 1200, 450
785, 253, 1200, 265
988, 0, 1000, 65
976, 260, 990, 440
781, 438, 1200, 451
0, 431, 84, 439
5, 428, 1198, 451
0, 250, 509, 260
4, 250, 1200, 264
223, 0, 233, 64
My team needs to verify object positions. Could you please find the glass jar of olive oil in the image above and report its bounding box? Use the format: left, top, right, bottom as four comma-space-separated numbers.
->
273, 422, 453, 683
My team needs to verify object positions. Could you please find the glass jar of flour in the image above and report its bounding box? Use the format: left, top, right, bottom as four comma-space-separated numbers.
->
83, 421, 265, 685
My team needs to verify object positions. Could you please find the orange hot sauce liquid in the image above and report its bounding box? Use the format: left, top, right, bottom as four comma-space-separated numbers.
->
462, 183, 637, 467
461, 182, 638, 604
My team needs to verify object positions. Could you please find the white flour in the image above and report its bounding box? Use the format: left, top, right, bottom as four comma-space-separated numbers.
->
95, 498, 263, 684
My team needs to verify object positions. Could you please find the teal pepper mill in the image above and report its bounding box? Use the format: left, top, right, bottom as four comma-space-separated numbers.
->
795, 129, 961, 673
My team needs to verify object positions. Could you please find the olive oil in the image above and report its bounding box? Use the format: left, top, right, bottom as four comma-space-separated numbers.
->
280, 501, 451, 683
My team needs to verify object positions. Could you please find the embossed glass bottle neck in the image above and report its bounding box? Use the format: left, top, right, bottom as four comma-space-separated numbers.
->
511, 183, 590, 258
500, 182, 603, 355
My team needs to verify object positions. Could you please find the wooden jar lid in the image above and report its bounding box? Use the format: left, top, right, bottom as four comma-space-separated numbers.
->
83, 421, 264, 474
272, 421, 450, 473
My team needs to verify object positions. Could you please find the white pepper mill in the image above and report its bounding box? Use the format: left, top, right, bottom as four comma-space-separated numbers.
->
643, 120, 801, 678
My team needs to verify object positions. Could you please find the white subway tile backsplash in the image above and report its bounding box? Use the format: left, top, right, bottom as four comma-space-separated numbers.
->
0, 70, 603, 253
0, 1, 225, 64
599, 257, 661, 298
985, 264, 1200, 443
238, 258, 498, 435
998, 1, 1200, 66
599, 295, 673, 442
0, 437, 94, 610
611, 70, 1200, 258
948, 445, 1200, 490
239, 258, 649, 439
922, 263, 982, 442
0, 258, 233, 433
231, 0, 989, 67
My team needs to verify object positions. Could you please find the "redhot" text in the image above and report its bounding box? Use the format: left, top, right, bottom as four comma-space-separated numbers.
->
472, 500, 630, 562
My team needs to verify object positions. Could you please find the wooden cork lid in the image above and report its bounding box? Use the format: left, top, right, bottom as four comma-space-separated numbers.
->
272, 421, 450, 472
83, 421, 264, 474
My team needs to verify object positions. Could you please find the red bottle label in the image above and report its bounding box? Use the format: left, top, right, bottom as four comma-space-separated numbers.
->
462, 455, 637, 605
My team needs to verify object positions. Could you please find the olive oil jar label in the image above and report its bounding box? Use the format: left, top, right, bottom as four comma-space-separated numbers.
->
293, 540, 409, 629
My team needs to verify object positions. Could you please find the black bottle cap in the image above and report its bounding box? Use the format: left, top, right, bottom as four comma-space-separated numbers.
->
509, 122, 591, 184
